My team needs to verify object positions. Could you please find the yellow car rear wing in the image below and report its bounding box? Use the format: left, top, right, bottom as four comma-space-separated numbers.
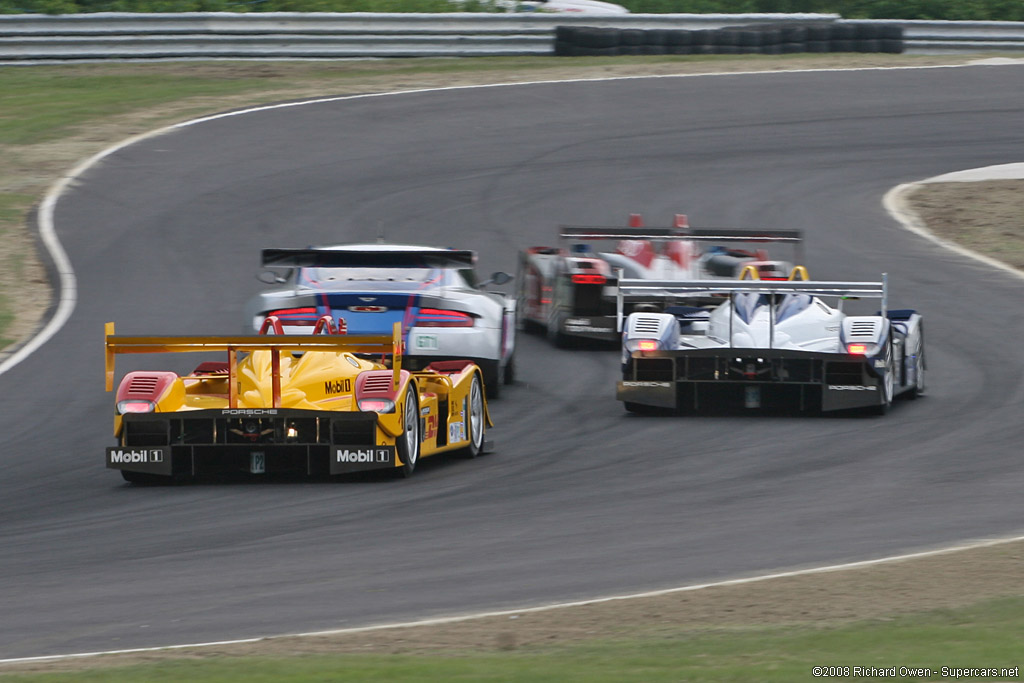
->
105, 321, 404, 408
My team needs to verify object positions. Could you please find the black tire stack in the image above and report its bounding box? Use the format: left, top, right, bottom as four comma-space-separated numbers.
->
554, 22, 904, 57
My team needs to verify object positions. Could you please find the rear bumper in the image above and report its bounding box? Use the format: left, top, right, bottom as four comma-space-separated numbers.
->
107, 408, 397, 478
618, 349, 885, 413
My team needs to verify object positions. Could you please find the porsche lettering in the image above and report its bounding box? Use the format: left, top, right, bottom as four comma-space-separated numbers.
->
222, 409, 278, 416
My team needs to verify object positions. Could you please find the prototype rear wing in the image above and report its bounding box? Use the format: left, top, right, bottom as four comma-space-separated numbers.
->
616, 275, 888, 331
261, 248, 475, 269
104, 321, 404, 408
559, 226, 802, 243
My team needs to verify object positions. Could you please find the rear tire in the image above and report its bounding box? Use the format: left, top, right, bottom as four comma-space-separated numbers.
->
909, 333, 925, 400
461, 374, 486, 458
482, 361, 501, 399
397, 386, 420, 478
502, 354, 515, 385
873, 345, 895, 415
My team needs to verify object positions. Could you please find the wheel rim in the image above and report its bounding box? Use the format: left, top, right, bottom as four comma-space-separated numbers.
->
470, 378, 484, 449
403, 389, 418, 467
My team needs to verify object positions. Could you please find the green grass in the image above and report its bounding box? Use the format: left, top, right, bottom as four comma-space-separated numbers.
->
0, 68, 299, 144
3, 597, 1023, 681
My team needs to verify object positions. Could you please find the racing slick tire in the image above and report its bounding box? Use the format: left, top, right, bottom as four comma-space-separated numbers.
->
502, 353, 516, 386
461, 374, 487, 458
908, 333, 925, 400
398, 386, 421, 478
873, 343, 895, 415
482, 360, 502, 399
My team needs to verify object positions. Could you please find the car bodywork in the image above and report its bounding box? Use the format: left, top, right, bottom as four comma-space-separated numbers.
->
517, 214, 802, 346
616, 275, 925, 414
104, 320, 491, 483
244, 244, 515, 397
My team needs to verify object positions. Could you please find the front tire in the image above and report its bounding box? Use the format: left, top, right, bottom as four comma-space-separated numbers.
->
397, 386, 420, 478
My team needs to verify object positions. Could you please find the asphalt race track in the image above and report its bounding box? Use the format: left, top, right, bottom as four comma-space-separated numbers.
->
2, 64, 1023, 659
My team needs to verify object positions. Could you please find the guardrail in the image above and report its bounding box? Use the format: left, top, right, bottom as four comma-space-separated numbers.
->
0, 12, 1021, 61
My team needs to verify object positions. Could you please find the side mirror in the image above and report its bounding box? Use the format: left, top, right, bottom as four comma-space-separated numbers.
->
257, 270, 288, 285
484, 271, 513, 287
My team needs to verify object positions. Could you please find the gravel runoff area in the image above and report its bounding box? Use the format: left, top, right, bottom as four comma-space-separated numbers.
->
0, 54, 1022, 672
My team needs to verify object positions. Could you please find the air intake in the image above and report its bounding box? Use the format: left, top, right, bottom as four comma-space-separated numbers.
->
362, 375, 392, 393
632, 317, 663, 335
848, 320, 879, 338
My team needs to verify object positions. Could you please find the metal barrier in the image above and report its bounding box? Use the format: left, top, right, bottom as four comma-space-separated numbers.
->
0, 12, 1021, 61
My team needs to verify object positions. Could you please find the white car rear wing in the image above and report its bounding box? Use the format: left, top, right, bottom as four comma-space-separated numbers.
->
616, 275, 889, 332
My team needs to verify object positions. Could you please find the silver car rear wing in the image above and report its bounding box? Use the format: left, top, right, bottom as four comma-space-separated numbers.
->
616, 275, 888, 333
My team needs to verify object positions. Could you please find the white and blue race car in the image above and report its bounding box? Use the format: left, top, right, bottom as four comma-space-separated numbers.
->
244, 244, 516, 397
616, 275, 925, 414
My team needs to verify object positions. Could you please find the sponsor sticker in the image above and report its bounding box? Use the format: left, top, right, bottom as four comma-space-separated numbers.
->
828, 385, 877, 391
108, 448, 164, 464
222, 409, 278, 416
414, 334, 439, 350
622, 381, 672, 387
324, 378, 352, 395
250, 451, 266, 474
449, 421, 466, 443
336, 448, 391, 464
566, 324, 613, 334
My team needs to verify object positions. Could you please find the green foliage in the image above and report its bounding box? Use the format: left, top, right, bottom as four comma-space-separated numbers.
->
2, 0, 1023, 18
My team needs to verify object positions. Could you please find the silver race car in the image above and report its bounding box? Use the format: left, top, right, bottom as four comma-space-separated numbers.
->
617, 275, 925, 414
245, 244, 516, 397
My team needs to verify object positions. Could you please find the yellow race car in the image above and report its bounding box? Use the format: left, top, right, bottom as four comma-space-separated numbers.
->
104, 318, 491, 484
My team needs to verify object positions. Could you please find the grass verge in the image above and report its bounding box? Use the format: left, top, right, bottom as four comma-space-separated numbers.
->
2, 597, 1023, 681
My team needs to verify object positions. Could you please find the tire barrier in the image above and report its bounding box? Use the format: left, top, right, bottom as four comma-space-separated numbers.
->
554, 22, 904, 56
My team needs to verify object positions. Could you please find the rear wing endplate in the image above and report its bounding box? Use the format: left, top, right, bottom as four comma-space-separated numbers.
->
104, 322, 404, 408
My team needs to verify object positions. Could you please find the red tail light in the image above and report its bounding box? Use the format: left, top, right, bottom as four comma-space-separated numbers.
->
637, 340, 658, 351
117, 400, 155, 414
847, 343, 868, 355
571, 274, 606, 285
414, 308, 474, 327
